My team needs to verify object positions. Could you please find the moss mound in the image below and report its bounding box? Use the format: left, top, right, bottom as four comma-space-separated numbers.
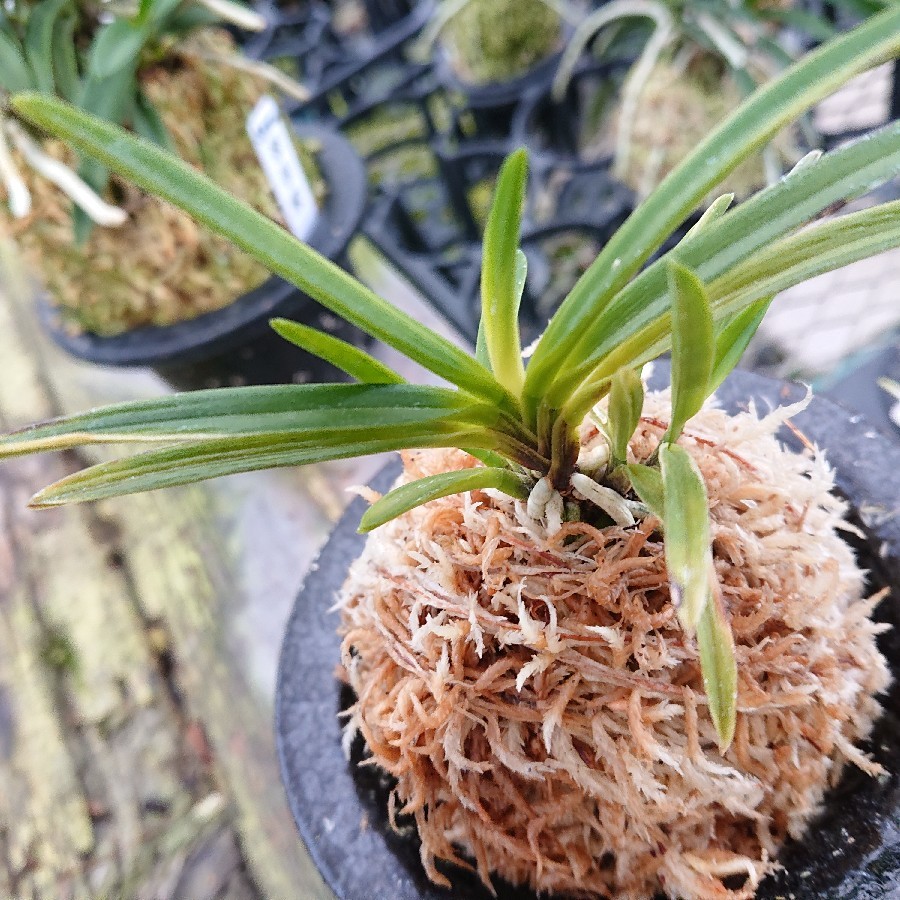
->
339, 391, 888, 899
442, 0, 561, 86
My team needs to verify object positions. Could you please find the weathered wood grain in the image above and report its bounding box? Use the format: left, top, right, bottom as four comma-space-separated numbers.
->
0, 244, 335, 898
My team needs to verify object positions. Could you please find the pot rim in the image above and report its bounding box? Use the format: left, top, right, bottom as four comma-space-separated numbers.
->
38, 121, 367, 368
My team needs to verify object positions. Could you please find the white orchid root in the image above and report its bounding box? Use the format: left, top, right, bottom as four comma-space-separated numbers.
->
0, 118, 31, 219
191, 51, 311, 102
5, 120, 128, 227
570, 472, 636, 526
551, 0, 674, 183
194, 0, 267, 32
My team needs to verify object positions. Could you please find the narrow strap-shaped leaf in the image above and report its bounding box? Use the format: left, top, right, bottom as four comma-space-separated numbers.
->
684, 193, 734, 240
764, 6, 837, 42
708, 200, 900, 307
697, 586, 738, 752
28, 428, 496, 508
269, 318, 403, 384
11, 93, 511, 408
0, 383, 479, 456
625, 463, 664, 520
71, 64, 138, 242
709, 299, 771, 394
86, 18, 147, 80
23, 0, 71, 94
666, 262, 714, 443
475, 318, 490, 369
51, 12, 80, 103
481, 151, 528, 396
659, 443, 713, 634
554, 122, 900, 414
359, 467, 528, 532
476, 248, 527, 371
146, 0, 184, 27
524, 7, 900, 419
0, 31, 34, 93
461, 448, 509, 467
131, 89, 172, 150
607, 368, 644, 463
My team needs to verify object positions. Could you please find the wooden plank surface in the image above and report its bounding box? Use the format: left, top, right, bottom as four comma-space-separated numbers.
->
0, 244, 346, 899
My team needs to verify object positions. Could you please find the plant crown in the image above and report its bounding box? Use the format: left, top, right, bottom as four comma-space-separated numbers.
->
4, 10, 900, 748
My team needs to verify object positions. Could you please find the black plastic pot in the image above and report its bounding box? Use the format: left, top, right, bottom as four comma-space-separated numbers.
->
246, 0, 435, 124
436, 46, 566, 140
510, 57, 632, 168
359, 138, 631, 343
39, 122, 367, 391
822, 338, 900, 439
276, 368, 900, 900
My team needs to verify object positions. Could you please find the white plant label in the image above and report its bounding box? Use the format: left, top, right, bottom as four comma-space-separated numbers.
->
247, 95, 318, 241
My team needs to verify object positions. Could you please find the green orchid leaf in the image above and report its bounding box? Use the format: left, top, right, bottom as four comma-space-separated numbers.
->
269, 318, 404, 384
709, 299, 771, 394
475, 318, 490, 369
28, 427, 496, 508
525, 7, 900, 420
607, 368, 644, 463
88, 19, 147, 80
23, 0, 71, 94
513, 250, 527, 303
555, 121, 900, 417
475, 248, 526, 371
0, 384, 484, 457
764, 7, 837, 42
166, 5, 219, 33
131, 89, 172, 149
625, 463, 664, 520
0, 32, 34, 93
11, 93, 510, 408
708, 200, 900, 308
667, 261, 714, 443
146, 0, 185, 27
51, 12, 80, 103
684, 193, 734, 240
697, 589, 738, 752
481, 150, 528, 396
72, 66, 138, 243
461, 448, 509, 467
359, 467, 529, 533
659, 443, 713, 634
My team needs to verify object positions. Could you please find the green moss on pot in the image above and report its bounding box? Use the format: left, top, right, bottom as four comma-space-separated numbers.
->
441, 0, 561, 86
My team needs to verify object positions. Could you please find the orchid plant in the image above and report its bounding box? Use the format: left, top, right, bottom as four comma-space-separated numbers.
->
0, 0, 304, 237
3, 10, 900, 749
551, 0, 877, 185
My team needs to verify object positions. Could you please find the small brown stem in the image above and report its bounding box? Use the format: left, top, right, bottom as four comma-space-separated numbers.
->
547, 416, 579, 490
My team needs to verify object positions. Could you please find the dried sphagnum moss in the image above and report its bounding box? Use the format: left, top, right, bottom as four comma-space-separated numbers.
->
339, 391, 889, 899
591, 59, 802, 200
1, 31, 306, 336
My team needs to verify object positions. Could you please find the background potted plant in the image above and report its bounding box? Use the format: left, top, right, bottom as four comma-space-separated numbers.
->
3, 9, 900, 898
0, 0, 367, 388
528, 0, 835, 200
418, 0, 576, 135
